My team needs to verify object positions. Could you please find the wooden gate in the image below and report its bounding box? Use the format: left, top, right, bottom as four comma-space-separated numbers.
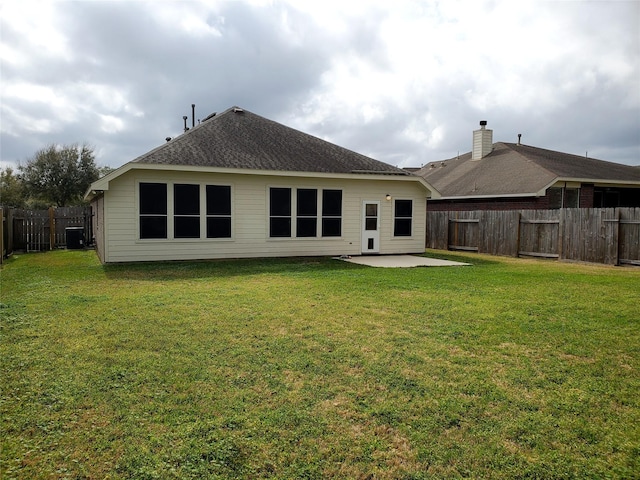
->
517, 210, 560, 259
448, 213, 479, 252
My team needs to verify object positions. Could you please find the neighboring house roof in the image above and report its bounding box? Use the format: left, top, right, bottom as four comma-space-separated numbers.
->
417, 142, 640, 199
133, 106, 408, 175
87, 106, 439, 200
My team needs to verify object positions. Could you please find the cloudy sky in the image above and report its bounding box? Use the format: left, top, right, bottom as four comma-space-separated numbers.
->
1, 0, 639, 172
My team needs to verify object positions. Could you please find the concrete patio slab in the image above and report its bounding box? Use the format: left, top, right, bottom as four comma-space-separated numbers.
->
335, 255, 471, 268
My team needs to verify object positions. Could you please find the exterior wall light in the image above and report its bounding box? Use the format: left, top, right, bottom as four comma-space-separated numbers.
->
385, 194, 392, 201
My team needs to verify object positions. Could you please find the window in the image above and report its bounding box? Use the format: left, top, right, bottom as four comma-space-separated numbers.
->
174, 184, 200, 238
140, 182, 232, 240
394, 199, 412, 236
548, 187, 580, 208
270, 187, 342, 238
547, 188, 562, 209
206, 185, 231, 238
270, 187, 291, 237
297, 189, 317, 237
322, 190, 342, 237
140, 183, 167, 239
365, 203, 378, 231
564, 188, 579, 208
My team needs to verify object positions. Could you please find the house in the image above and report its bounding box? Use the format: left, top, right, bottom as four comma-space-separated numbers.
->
85, 107, 437, 263
417, 121, 640, 211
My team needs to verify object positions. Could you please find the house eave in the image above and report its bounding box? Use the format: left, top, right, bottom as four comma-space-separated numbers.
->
430, 175, 640, 202
84, 162, 442, 200
537, 176, 640, 198
432, 192, 541, 201
552, 177, 640, 188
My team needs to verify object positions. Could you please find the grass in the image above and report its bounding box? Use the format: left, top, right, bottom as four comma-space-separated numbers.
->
1, 249, 639, 479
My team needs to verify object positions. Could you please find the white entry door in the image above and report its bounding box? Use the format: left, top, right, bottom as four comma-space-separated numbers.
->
361, 201, 380, 254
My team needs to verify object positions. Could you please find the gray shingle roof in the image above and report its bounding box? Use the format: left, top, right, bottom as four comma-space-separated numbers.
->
417, 142, 640, 198
131, 106, 408, 175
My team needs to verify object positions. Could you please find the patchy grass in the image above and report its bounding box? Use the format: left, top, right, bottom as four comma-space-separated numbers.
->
1, 249, 639, 479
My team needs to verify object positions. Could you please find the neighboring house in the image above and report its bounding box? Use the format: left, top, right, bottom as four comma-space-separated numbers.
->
417, 121, 640, 211
85, 107, 437, 263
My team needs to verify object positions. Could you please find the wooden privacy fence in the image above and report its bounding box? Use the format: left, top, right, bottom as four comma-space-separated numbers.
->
427, 207, 640, 266
1, 206, 92, 257
0, 207, 6, 264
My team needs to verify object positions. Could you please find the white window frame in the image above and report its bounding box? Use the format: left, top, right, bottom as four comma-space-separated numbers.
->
137, 180, 233, 242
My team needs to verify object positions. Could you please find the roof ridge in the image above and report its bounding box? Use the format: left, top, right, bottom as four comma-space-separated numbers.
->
500, 141, 640, 176
500, 141, 602, 161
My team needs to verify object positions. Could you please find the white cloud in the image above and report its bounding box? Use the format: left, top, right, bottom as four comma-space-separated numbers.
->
99, 114, 125, 134
3, 83, 63, 106
1, 0, 72, 60
0, 0, 638, 170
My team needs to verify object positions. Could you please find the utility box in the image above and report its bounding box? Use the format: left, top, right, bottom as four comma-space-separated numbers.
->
65, 227, 84, 249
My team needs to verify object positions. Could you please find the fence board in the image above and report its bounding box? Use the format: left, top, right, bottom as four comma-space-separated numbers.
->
426, 207, 639, 266
519, 210, 559, 258
53, 207, 91, 247
603, 211, 621, 265
426, 211, 448, 250
619, 208, 640, 265
563, 208, 612, 264
0, 207, 4, 263
0, 207, 14, 261
481, 210, 519, 256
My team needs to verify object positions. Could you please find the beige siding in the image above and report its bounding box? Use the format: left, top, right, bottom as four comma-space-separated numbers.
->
101, 170, 427, 263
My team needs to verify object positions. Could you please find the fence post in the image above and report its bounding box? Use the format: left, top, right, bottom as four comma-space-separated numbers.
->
453, 211, 458, 249
444, 213, 450, 251
0, 207, 4, 264
558, 209, 564, 260
515, 212, 522, 257
6, 208, 13, 255
615, 208, 621, 266
602, 208, 621, 266
49, 207, 55, 250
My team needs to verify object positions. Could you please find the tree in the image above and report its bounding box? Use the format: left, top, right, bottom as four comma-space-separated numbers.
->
98, 165, 115, 178
19, 144, 100, 207
0, 167, 27, 207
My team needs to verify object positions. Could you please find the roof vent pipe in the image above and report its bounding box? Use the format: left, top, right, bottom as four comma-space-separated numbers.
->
183, 116, 189, 133
472, 120, 493, 160
192, 104, 195, 128
517, 133, 522, 146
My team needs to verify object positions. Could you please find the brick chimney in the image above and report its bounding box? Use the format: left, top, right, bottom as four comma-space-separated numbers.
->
472, 120, 493, 160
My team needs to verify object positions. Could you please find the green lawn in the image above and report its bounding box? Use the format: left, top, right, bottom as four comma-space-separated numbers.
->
1, 250, 639, 479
